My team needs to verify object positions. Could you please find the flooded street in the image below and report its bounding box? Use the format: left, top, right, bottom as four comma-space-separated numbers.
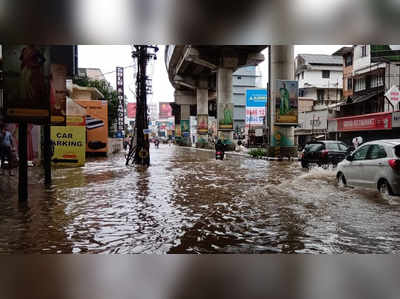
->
1, 145, 400, 254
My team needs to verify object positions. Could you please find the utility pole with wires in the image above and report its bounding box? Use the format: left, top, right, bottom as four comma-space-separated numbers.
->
126, 45, 158, 166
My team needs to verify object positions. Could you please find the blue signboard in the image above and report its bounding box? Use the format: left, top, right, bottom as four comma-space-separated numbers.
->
246, 89, 268, 107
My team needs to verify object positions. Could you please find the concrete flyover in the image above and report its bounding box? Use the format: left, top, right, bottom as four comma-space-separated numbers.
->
165, 45, 266, 148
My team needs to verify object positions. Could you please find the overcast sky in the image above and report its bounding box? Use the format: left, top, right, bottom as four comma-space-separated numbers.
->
78, 45, 347, 104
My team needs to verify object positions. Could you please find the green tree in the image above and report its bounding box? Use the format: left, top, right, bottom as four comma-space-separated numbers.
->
73, 76, 119, 137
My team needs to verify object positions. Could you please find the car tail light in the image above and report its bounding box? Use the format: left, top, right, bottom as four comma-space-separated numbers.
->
321, 150, 328, 158
388, 159, 400, 170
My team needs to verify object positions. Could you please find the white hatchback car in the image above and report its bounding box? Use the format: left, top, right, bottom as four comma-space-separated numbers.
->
336, 139, 400, 196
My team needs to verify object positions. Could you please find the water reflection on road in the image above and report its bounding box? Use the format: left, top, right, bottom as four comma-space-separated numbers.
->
1, 145, 400, 253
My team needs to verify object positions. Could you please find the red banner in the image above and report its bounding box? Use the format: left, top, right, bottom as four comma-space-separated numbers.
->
337, 112, 392, 132
159, 102, 172, 119
127, 103, 136, 118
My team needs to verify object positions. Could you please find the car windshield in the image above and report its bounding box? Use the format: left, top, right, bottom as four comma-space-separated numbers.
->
304, 143, 324, 152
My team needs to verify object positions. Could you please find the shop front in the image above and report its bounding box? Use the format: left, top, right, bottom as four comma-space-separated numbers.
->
331, 112, 399, 145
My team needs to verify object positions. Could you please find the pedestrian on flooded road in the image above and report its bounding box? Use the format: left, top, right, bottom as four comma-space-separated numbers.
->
0, 124, 15, 176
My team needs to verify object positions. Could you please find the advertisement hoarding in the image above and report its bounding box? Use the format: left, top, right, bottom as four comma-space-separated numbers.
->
76, 100, 108, 153
2, 45, 51, 123
127, 102, 136, 118
246, 89, 267, 127
116, 67, 124, 134
275, 80, 298, 124
197, 114, 208, 134
218, 102, 234, 131
159, 102, 172, 119
181, 120, 190, 135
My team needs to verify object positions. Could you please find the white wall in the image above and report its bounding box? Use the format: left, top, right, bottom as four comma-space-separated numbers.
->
353, 45, 371, 72
299, 70, 343, 89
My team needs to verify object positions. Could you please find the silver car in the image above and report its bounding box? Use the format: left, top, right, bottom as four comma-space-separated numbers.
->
336, 139, 400, 195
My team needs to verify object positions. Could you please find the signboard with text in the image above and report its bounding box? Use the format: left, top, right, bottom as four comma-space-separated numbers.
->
246, 89, 267, 127
116, 67, 124, 134
336, 112, 392, 132
385, 85, 400, 110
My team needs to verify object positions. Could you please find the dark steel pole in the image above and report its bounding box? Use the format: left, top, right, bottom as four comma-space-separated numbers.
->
43, 124, 52, 186
18, 123, 28, 201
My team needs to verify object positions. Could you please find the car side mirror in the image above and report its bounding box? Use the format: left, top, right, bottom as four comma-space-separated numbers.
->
346, 155, 354, 162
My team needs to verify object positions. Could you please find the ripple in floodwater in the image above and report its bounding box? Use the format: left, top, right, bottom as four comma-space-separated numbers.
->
1, 145, 400, 253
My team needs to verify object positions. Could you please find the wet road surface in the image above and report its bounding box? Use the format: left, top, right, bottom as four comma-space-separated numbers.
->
1, 144, 400, 253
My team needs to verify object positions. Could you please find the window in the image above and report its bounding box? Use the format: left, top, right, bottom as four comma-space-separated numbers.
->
347, 78, 353, 90
353, 145, 370, 161
299, 89, 305, 97
302, 72, 304, 79
368, 144, 387, 159
361, 45, 367, 57
322, 70, 330, 79
305, 143, 324, 152
345, 55, 353, 67
325, 143, 339, 150
338, 143, 348, 151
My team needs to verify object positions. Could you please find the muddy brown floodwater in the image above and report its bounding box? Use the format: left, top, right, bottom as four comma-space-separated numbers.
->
1, 145, 400, 253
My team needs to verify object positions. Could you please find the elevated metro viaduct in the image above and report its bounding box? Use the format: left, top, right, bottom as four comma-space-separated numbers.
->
165, 45, 296, 156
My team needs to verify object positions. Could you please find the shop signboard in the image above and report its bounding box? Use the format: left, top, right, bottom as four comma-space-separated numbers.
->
246, 89, 267, 127
76, 100, 108, 153
275, 80, 298, 124
127, 102, 136, 118
116, 66, 124, 134
159, 102, 172, 119
197, 114, 208, 134
336, 112, 392, 132
51, 125, 86, 167
2, 45, 51, 123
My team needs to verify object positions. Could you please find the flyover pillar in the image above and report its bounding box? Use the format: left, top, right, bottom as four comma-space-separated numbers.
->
180, 104, 191, 145
268, 45, 297, 158
217, 67, 234, 149
196, 81, 209, 146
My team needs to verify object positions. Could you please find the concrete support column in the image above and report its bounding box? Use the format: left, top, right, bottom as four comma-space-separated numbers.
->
196, 88, 208, 143
268, 45, 296, 157
197, 88, 208, 115
180, 104, 191, 145
217, 67, 234, 146
181, 104, 190, 120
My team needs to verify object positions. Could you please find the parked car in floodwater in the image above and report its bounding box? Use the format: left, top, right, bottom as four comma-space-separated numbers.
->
300, 140, 350, 168
336, 139, 400, 196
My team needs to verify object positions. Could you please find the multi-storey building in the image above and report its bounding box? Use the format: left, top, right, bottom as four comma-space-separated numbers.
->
333, 47, 354, 100
295, 54, 343, 110
330, 45, 400, 144
232, 66, 262, 133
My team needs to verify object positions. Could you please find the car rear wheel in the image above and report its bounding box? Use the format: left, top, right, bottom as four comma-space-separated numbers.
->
337, 172, 346, 187
301, 160, 309, 168
378, 179, 393, 196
